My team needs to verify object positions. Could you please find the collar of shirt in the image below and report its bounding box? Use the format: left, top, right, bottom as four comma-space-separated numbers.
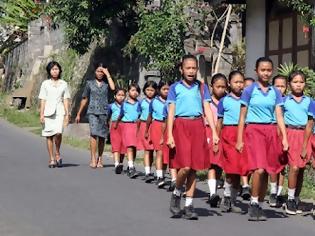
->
114, 102, 121, 107
156, 96, 166, 103
287, 94, 306, 102
227, 93, 241, 100
179, 80, 198, 89
255, 82, 272, 91
125, 98, 139, 105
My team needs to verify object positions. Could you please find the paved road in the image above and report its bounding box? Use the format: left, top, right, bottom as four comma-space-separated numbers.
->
0, 119, 314, 236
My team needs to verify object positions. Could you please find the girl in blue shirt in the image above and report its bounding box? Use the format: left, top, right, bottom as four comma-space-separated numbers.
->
116, 83, 141, 178
108, 88, 126, 174
236, 57, 288, 221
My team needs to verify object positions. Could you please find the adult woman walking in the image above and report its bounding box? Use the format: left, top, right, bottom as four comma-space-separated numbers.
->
39, 61, 71, 168
75, 62, 115, 168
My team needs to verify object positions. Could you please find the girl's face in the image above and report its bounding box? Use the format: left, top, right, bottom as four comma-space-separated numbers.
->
145, 86, 156, 99
229, 74, 244, 95
180, 59, 198, 82
274, 78, 287, 96
212, 79, 227, 99
95, 67, 104, 80
115, 90, 126, 103
159, 85, 170, 99
50, 65, 60, 79
290, 75, 305, 95
128, 87, 139, 99
256, 62, 273, 83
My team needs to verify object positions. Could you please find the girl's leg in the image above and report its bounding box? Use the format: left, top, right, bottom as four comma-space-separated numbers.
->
46, 136, 54, 163
295, 168, 305, 213
54, 133, 62, 160
89, 135, 98, 168
119, 153, 125, 163
208, 167, 220, 207
97, 137, 105, 167
113, 152, 120, 167
241, 175, 251, 200
258, 172, 268, 205
277, 171, 285, 196
269, 173, 279, 207
156, 150, 163, 178
143, 150, 152, 176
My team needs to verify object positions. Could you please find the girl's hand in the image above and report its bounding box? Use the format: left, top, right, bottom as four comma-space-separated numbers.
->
282, 138, 289, 152
64, 115, 69, 127
212, 133, 219, 145
213, 143, 219, 153
75, 114, 80, 124
235, 140, 244, 153
300, 147, 307, 160
114, 123, 118, 129
144, 131, 149, 140
102, 68, 111, 78
160, 137, 164, 145
40, 114, 45, 124
167, 135, 176, 149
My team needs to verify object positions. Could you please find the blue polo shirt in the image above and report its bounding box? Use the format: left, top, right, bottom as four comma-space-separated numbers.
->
167, 80, 211, 117
108, 102, 122, 122
163, 104, 168, 119
217, 94, 241, 125
120, 99, 141, 122
283, 94, 312, 126
308, 100, 315, 133
241, 82, 283, 123
149, 96, 166, 121
139, 98, 151, 121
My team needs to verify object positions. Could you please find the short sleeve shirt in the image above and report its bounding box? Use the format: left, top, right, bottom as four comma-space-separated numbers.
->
240, 82, 283, 123
82, 79, 108, 115
149, 96, 166, 121
120, 100, 141, 122
167, 80, 211, 117
139, 98, 151, 121
108, 102, 122, 122
283, 95, 312, 126
217, 94, 241, 125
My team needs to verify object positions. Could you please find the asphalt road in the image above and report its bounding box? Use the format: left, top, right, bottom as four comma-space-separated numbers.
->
0, 119, 314, 236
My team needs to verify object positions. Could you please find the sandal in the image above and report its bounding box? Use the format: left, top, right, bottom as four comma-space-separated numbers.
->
48, 160, 56, 168
55, 153, 63, 168
97, 157, 104, 168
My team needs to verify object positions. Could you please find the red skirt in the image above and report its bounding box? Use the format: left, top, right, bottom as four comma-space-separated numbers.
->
110, 122, 126, 154
137, 121, 154, 151
311, 135, 315, 169
205, 126, 222, 168
150, 120, 163, 151
221, 126, 248, 175
245, 124, 284, 174
170, 117, 210, 170
287, 128, 311, 168
121, 122, 137, 148
162, 131, 175, 165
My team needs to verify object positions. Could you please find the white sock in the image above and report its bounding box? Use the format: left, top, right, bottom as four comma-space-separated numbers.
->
242, 184, 250, 188
156, 170, 163, 178
259, 201, 264, 208
208, 179, 217, 196
185, 197, 193, 207
173, 188, 181, 197
270, 182, 277, 194
288, 188, 296, 200
128, 161, 134, 168
114, 161, 119, 167
144, 166, 151, 175
223, 182, 232, 197
277, 186, 283, 196
250, 196, 259, 204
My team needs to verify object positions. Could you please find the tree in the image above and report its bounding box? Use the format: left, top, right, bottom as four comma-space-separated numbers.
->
48, 0, 137, 54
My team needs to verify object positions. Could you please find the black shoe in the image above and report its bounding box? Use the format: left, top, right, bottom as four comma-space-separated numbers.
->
248, 203, 260, 221
258, 207, 267, 221
56, 158, 63, 168
183, 205, 198, 220
115, 164, 123, 174
182, 192, 187, 198
296, 202, 303, 214
128, 167, 138, 179
144, 173, 155, 183
269, 194, 277, 207
221, 196, 232, 213
48, 160, 56, 168
168, 180, 176, 192
157, 177, 166, 188
241, 187, 251, 201
170, 194, 182, 218
285, 199, 297, 215
208, 194, 220, 208
217, 179, 224, 189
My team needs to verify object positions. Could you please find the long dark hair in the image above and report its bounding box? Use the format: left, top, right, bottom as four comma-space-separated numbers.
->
46, 61, 62, 79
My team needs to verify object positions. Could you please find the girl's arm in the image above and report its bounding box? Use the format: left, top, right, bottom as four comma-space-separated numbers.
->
145, 113, 153, 139
203, 101, 219, 144
167, 103, 176, 148
40, 99, 46, 124
160, 120, 167, 145
63, 98, 70, 126
217, 118, 223, 137
301, 116, 314, 159
103, 68, 115, 91
75, 98, 88, 123
275, 106, 289, 151
236, 105, 248, 152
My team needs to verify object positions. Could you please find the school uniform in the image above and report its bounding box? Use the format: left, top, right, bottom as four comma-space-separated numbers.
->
149, 96, 166, 151
167, 80, 211, 170
206, 101, 223, 167
241, 82, 284, 174
120, 100, 141, 148
283, 95, 312, 168
309, 100, 315, 168
217, 94, 248, 175
137, 98, 154, 151
162, 105, 175, 165
108, 102, 126, 154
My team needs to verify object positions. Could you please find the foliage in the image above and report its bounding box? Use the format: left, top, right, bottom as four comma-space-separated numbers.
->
278, 62, 315, 97
48, 0, 137, 54
124, 0, 188, 78
278, 0, 315, 26
231, 39, 245, 73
